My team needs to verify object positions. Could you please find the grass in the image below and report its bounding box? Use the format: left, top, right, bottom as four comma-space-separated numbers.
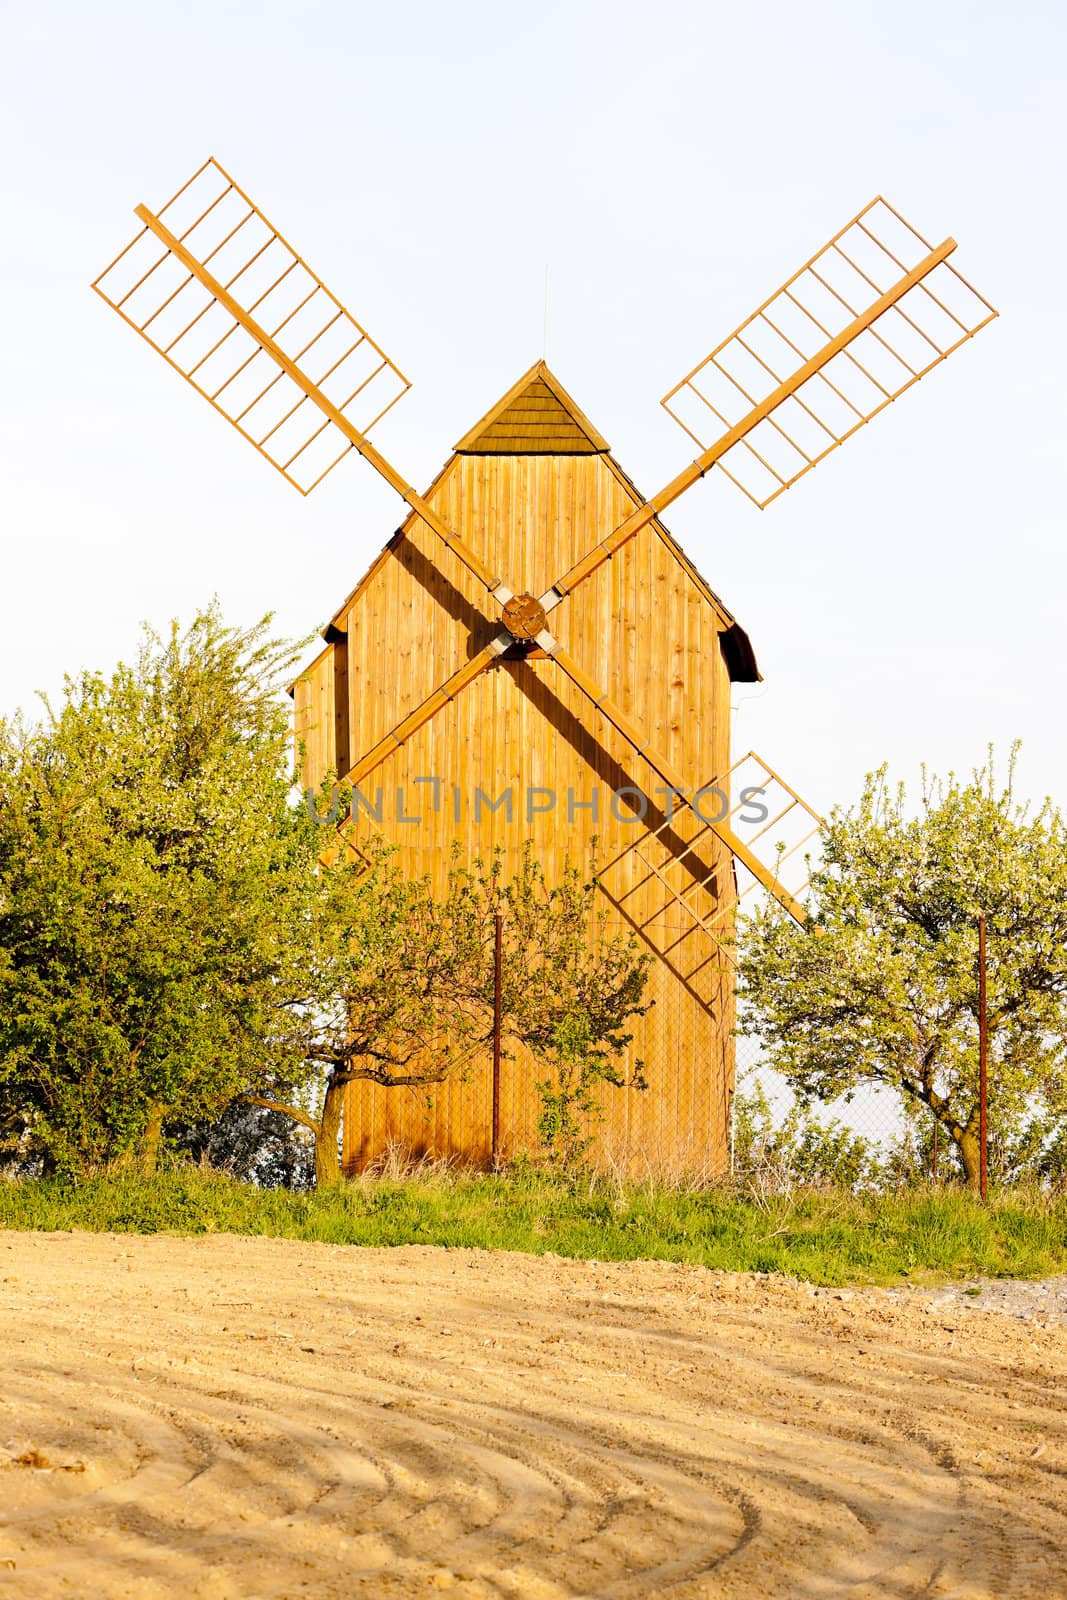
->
2, 1164, 1065, 1286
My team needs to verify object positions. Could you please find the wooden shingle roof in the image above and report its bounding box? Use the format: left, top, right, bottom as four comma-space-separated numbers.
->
454, 360, 608, 454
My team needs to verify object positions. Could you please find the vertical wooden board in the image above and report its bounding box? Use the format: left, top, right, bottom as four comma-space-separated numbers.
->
686, 583, 704, 770
346, 582, 369, 775
348, 556, 379, 768
676, 616, 710, 1139
666, 545, 686, 769
619, 507, 641, 750
517, 456, 533, 593
465, 455, 484, 595
315, 653, 333, 782
294, 646, 335, 789
500, 663, 525, 1157
293, 677, 314, 791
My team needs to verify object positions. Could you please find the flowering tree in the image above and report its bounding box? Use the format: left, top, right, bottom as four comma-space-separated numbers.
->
0, 609, 322, 1176
739, 753, 1067, 1187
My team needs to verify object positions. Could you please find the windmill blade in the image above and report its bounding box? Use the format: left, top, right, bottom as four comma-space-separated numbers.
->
550, 646, 815, 925
597, 750, 822, 972
93, 158, 411, 494
93, 158, 509, 600
676, 749, 823, 921
661, 196, 997, 509
540, 197, 995, 611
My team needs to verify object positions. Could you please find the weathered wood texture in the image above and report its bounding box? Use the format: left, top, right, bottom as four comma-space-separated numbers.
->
295, 378, 742, 1177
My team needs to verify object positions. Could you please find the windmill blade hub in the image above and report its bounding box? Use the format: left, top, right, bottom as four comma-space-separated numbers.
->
502, 592, 549, 641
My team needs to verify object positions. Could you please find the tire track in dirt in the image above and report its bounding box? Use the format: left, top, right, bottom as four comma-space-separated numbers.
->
0, 1233, 1064, 1598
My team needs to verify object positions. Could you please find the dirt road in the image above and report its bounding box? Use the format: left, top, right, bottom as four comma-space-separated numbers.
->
0, 1232, 1064, 1598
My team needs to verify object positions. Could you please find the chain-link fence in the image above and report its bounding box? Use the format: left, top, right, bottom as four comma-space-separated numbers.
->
732, 1030, 932, 1190
732, 1038, 1067, 1192
345, 905, 1065, 1190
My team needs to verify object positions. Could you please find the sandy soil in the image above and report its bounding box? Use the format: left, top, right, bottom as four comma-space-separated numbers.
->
0, 1234, 1064, 1599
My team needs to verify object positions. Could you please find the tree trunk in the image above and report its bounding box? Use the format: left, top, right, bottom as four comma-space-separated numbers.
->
314, 1076, 345, 1187
956, 1125, 982, 1190
139, 1104, 165, 1175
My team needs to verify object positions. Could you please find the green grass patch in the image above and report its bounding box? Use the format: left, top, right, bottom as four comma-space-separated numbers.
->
1, 1167, 1064, 1286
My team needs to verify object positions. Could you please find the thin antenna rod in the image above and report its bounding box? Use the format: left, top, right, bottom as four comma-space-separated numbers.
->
543, 264, 549, 360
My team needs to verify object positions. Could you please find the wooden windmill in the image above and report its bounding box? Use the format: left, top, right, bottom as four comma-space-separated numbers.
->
93, 160, 997, 1174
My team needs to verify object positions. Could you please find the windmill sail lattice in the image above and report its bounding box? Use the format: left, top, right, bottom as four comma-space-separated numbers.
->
92, 158, 410, 495
662, 197, 997, 508
597, 750, 825, 978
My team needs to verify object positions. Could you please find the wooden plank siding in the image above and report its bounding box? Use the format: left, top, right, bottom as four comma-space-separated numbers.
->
293, 642, 336, 789
296, 383, 742, 1178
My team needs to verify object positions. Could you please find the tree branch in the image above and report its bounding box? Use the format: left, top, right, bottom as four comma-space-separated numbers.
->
239, 1095, 319, 1134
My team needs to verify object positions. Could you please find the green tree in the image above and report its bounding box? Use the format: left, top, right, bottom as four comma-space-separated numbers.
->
0, 607, 322, 1176
739, 752, 1067, 1188
248, 837, 491, 1186
259, 842, 652, 1182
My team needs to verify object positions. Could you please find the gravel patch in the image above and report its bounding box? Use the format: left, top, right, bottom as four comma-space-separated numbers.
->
887, 1274, 1067, 1326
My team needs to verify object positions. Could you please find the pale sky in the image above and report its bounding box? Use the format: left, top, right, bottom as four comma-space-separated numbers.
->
1, 0, 1064, 824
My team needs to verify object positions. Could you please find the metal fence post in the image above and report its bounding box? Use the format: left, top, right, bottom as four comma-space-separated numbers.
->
492, 910, 503, 1166
979, 911, 989, 1201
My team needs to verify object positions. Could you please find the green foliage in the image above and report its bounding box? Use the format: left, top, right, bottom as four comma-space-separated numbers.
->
990, 1113, 1067, 1187
732, 1082, 882, 1190
254, 836, 499, 1185
0, 607, 322, 1176
2, 1166, 1065, 1286
0, 608, 651, 1189
739, 750, 1067, 1188
296, 836, 492, 1087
